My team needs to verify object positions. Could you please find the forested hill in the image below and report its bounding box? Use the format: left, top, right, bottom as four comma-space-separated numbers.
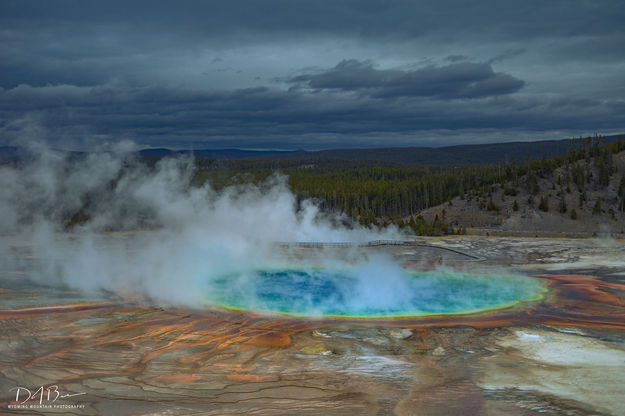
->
148, 134, 623, 167
195, 136, 625, 236
5, 134, 624, 236
2, 134, 623, 167
286, 135, 624, 166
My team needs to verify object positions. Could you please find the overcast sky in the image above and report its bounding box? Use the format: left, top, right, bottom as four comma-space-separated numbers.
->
1, 0, 624, 150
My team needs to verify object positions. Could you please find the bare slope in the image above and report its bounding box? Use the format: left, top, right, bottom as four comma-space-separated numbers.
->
418, 150, 625, 235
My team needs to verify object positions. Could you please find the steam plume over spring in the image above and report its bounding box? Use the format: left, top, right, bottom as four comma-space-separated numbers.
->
0, 145, 405, 308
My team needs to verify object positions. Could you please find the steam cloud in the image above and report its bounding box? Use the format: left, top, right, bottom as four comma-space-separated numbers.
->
0, 144, 406, 308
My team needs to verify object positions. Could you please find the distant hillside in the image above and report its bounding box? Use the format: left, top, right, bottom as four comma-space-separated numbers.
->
139, 148, 301, 159
276, 135, 624, 166
6, 134, 623, 236
161, 134, 625, 167
194, 137, 625, 236
2, 134, 623, 168
417, 143, 625, 236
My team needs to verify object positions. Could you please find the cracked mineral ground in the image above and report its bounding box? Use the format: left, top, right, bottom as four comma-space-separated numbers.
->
1, 235, 624, 415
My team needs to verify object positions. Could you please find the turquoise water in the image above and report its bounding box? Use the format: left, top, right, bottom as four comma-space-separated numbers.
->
205, 268, 545, 317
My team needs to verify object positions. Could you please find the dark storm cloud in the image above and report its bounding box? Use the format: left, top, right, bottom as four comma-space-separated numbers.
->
2, 0, 624, 89
0, 0, 623, 148
3, 0, 623, 41
289, 60, 525, 99
1, 81, 622, 150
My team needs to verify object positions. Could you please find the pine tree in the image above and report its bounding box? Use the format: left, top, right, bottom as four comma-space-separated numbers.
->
579, 191, 586, 208
618, 174, 625, 212
487, 199, 500, 212
593, 198, 602, 215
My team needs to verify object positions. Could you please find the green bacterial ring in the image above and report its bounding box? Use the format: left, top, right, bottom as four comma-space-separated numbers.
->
205, 268, 547, 318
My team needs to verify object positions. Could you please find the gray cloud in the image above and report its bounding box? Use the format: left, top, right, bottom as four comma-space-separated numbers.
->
3, 1, 623, 42
290, 60, 525, 99
1, 81, 622, 150
0, 0, 623, 149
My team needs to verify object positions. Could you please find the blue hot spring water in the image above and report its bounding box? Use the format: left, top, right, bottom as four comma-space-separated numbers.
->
204, 268, 545, 317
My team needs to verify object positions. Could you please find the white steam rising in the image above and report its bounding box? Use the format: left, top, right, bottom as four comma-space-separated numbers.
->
0, 145, 407, 308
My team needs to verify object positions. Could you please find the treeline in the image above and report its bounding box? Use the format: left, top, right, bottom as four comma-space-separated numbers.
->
196, 165, 501, 218
194, 135, 625, 235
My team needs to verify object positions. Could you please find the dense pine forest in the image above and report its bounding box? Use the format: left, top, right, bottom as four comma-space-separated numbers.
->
56, 135, 625, 235
193, 136, 625, 236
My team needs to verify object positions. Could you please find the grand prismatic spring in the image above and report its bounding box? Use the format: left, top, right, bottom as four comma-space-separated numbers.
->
2, 236, 625, 415
205, 268, 545, 317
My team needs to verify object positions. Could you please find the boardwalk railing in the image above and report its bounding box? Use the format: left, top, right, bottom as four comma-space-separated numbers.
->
277, 240, 411, 248
276, 240, 483, 260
